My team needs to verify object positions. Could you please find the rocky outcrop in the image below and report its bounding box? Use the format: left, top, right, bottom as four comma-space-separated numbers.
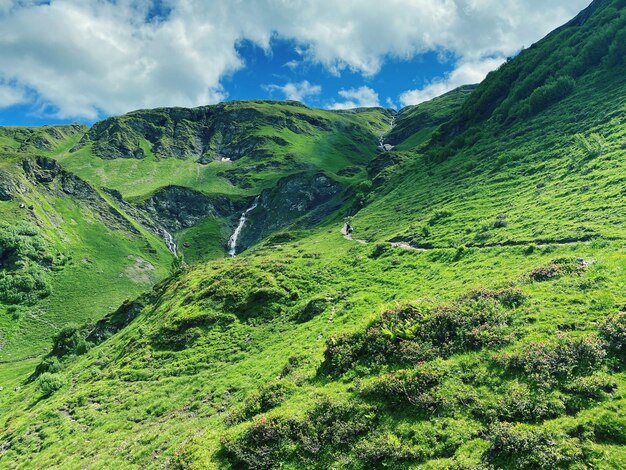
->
21, 157, 139, 234
138, 186, 235, 232
75, 101, 333, 162
236, 173, 344, 251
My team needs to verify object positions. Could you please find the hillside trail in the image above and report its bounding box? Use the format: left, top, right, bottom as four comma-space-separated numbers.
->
341, 224, 367, 244
343, 232, 609, 251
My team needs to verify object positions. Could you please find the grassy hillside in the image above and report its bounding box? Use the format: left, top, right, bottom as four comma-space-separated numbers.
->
0, 140, 173, 365
1, 1, 626, 468
387, 85, 477, 151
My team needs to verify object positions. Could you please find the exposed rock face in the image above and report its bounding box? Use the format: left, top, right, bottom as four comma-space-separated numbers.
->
138, 186, 235, 232
237, 173, 344, 251
21, 157, 139, 234
0, 173, 21, 201
76, 101, 333, 162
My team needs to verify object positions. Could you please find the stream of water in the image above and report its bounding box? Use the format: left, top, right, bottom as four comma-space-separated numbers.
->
162, 229, 178, 255
228, 197, 260, 257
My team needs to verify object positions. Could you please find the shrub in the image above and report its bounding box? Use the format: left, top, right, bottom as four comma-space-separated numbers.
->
562, 373, 617, 413
296, 297, 328, 323
353, 433, 415, 467
226, 380, 295, 425
498, 334, 606, 387
0, 222, 54, 305
37, 372, 64, 396
528, 75, 575, 114
463, 288, 527, 309
221, 399, 376, 468
493, 213, 508, 228
588, 410, 626, 445
486, 422, 582, 469
32, 356, 63, 379
529, 258, 585, 282
321, 294, 514, 375
599, 311, 626, 361
369, 243, 389, 259
574, 133, 606, 158
428, 209, 452, 226
360, 363, 445, 412
529, 264, 562, 282
496, 381, 565, 422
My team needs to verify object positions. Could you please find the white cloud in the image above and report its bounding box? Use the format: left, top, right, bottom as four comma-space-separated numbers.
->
399, 57, 507, 107
265, 80, 321, 102
0, 0, 591, 119
0, 83, 26, 107
330, 86, 380, 110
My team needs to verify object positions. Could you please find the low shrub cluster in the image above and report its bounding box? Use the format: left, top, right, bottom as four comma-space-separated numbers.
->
599, 311, 626, 361
529, 257, 586, 282
151, 311, 236, 350
51, 324, 91, 358
486, 422, 582, 469
295, 296, 328, 323
37, 372, 65, 397
221, 399, 376, 469
0, 222, 56, 305
360, 362, 446, 412
197, 264, 295, 319
497, 334, 606, 388
321, 289, 519, 375
226, 380, 295, 425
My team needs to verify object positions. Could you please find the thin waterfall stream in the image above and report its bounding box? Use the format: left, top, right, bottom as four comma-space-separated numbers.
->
228, 197, 260, 257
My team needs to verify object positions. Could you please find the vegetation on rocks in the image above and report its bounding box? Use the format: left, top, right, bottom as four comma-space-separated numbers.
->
0, 1, 626, 468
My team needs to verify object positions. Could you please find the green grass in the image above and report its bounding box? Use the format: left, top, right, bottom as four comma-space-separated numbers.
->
1, 2, 626, 467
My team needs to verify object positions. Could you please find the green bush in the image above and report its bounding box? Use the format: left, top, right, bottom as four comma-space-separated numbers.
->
360, 362, 445, 412
295, 296, 328, 323
221, 399, 376, 468
37, 372, 64, 397
498, 334, 606, 388
486, 422, 582, 469
588, 410, 626, 445
226, 380, 295, 425
321, 293, 514, 375
527, 75, 575, 114
496, 381, 566, 422
529, 258, 585, 282
368, 243, 389, 259
0, 222, 54, 305
599, 311, 626, 361
51, 325, 90, 357
353, 433, 415, 467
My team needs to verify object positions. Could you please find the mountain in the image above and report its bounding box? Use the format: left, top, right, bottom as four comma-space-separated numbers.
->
1, 1, 625, 468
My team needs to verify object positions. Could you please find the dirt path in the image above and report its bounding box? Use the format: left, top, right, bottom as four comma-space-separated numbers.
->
343, 229, 615, 252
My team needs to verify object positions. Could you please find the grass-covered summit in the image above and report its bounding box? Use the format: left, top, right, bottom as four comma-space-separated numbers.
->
1, 0, 626, 468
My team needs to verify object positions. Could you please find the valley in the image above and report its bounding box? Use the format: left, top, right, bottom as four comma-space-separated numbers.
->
0, 1, 626, 468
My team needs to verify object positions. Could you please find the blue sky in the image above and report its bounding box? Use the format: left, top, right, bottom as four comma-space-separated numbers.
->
0, 0, 590, 127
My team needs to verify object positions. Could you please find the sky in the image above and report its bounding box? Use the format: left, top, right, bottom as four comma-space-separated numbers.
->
0, 0, 591, 126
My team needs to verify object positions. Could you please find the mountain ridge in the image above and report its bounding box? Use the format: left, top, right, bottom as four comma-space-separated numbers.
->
1, 1, 626, 467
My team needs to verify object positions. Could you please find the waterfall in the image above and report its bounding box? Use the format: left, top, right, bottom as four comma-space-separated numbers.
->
378, 116, 396, 151
162, 229, 178, 255
228, 197, 260, 257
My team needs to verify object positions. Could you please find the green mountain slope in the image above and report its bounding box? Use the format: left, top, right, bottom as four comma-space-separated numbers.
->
1, 1, 626, 468
0, 138, 173, 364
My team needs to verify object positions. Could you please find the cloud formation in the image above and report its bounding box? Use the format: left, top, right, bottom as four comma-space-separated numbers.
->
0, 0, 591, 118
265, 80, 321, 101
330, 86, 380, 110
399, 57, 507, 106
